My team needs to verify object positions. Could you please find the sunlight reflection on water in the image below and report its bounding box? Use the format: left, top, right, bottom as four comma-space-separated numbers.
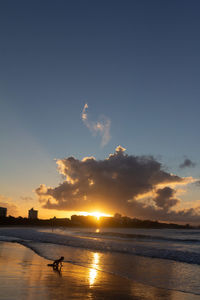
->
89, 252, 99, 286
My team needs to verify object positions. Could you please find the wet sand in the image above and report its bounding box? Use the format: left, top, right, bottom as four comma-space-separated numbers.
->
0, 242, 199, 300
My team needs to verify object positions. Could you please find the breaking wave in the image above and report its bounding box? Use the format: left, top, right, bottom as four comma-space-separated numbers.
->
0, 227, 200, 266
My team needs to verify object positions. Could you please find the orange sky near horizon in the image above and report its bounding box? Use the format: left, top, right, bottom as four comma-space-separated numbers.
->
5, 201, 113, 220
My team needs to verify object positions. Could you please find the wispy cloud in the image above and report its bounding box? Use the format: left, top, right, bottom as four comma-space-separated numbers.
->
0, 194, 19, 216
20, 196, 33, 201
81, 103, 111, 146
179, 158, 196, 169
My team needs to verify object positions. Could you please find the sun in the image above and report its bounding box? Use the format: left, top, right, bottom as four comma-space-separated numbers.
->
91, 212, 104, 220
79, 211, 112, 220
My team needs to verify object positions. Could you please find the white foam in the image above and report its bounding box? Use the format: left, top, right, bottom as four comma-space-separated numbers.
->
0, 227, 200, 265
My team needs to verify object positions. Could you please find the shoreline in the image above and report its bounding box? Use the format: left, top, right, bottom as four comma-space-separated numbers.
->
0, 241, 199, 299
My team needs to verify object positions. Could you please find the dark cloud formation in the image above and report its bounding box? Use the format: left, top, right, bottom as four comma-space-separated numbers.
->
179, 158, 196, 169
36, 146, 198, 220
35, 146, 197, 222
125, 199, 200, 223
153, 187, 180, 210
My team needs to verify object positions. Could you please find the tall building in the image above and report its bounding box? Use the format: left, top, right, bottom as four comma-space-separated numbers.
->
28, 208, 38, 219
0, 207, 7, 217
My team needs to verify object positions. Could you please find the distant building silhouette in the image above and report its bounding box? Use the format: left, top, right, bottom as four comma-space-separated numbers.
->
28, 208, 38, 219
0, 207, 7, 217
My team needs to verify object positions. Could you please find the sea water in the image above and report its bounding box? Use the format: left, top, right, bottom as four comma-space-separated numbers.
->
0, 227, 200, 296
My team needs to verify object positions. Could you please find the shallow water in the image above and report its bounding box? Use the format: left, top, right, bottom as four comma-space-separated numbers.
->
0, 227, 200, 296
0, 242, 199, 300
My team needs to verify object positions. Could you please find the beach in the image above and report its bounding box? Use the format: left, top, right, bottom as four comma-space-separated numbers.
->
0, 241, 199, 300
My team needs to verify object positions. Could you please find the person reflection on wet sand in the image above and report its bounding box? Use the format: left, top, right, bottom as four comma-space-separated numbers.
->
53, 266, 62, 277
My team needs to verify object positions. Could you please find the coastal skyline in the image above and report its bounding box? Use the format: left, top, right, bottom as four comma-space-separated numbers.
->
1, 1, 200, 222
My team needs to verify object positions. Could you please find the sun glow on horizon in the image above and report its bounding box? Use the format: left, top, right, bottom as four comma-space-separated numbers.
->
79, 211, 112, 220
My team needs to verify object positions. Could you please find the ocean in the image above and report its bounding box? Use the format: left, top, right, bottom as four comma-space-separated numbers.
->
0, 227, 200, 296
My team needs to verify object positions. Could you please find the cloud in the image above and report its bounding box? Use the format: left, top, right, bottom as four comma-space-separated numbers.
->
20, 196, 33, 201
81, 103, 88, 121
152, 187, 180, 210
194, 180, 200, 187
81, 103, 111, 146
35, 146, 199, 222
123, 199, 200, 223
179, 158, 196, 169
0, 195, 19, 216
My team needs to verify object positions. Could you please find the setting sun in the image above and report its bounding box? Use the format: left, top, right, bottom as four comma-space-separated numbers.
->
79, 211, 112, 220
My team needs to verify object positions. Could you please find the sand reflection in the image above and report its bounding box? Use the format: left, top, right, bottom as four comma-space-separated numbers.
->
1, 242, 199, 300
89, 252, 99, 286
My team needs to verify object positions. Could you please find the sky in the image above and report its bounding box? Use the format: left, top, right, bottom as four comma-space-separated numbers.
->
1, 0, 200, 222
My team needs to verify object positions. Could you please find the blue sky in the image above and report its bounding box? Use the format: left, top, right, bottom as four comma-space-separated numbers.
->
0, 1, 200, 219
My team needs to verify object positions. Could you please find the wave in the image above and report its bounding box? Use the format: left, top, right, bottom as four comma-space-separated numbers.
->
0, 228, 200, 266
77, 230, 200, 243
